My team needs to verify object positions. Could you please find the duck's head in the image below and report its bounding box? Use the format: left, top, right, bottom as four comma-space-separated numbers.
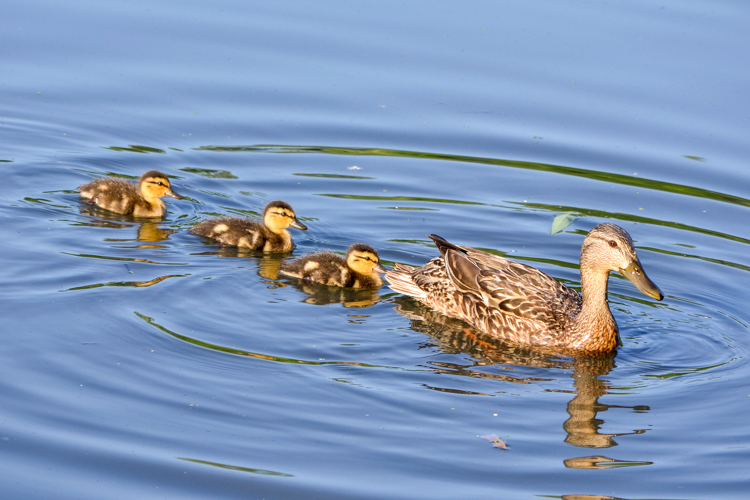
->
263, 200, 307, 233
346, 243, 386, 275
139, 171, 182, 200
581, 223, 663, 300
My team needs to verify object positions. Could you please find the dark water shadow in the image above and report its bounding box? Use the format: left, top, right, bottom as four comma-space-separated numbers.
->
135, 311, 411, 371
518, 200, 750, 248
60, 274, 189, 292
392, 296, 653, 467
177, 457, 293, 477
195, 144, 750, 209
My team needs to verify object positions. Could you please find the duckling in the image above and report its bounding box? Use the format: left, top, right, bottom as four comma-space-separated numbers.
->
78, 170, 182, 217
190, 200, 307, 252
386, 223, 663, 354
280, 243, 386, 288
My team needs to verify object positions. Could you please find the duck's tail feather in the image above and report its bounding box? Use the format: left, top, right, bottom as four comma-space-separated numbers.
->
385, 264, 427, 299
427, 234, 467, 258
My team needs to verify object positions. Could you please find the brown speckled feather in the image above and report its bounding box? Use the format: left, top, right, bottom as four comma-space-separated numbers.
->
78, 178, 159, 216
189, 217, 293, 252
386, 225, 663, 354
78, 170, 180, 217
280, 246, 384, 289
390, 253, 580, 346
281, 253, 376, 288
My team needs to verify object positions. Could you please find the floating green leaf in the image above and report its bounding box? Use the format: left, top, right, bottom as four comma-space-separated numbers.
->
551, 212, 575, 234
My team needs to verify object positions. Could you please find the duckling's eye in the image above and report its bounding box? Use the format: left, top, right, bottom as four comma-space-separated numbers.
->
608, 240, 618, 248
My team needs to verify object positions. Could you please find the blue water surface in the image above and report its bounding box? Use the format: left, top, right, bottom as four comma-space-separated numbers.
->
2, 1, 750, 499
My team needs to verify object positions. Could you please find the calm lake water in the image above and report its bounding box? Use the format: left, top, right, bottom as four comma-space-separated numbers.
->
3, 1, 749, 498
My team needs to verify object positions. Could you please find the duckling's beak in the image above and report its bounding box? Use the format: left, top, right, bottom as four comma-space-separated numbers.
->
373, 263, 387, 274
165, 189, 182, 200
290, 218, 307, 230
620, 259, 663, 301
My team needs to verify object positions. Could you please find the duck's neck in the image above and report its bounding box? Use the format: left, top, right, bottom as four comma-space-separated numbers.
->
571, 264, 618, 351
363, 272, 384, 287
267, 225, 289, 237
266, 225, 292, 250
139, 188, 163, 210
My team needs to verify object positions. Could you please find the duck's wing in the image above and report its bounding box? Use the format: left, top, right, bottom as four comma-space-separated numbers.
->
475, 258, 581, 326
430, 235, 581, 326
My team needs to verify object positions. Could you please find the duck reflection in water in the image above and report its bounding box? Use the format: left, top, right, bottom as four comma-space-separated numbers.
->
69, 206, 183, 290
393, 296, 652, 467
285, 279, 381, 308
78, 205, 176, 246
190, 245, 290, 283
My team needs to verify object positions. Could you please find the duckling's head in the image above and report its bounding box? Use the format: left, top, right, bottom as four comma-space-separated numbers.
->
263, 200, 307, 233
138, 171, 182, 201
582, 223, 663, 300
346, 243, 386, 275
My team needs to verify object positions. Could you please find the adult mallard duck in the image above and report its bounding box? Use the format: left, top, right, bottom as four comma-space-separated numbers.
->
78, 170, 182, 217
190, 200, 307, 252
280, 243, 386, 288
385, 223, 663, 353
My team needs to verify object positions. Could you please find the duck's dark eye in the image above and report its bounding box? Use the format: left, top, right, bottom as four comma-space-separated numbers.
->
608, 240, 617, 248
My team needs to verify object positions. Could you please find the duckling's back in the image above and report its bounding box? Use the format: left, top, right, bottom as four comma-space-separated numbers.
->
78, 178, 140, 215
190, 217, 291, 251
281, 253, 381, 288
281, 253, 347, 285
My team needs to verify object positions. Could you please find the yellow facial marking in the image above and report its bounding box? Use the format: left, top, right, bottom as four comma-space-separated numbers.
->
142, 178, 172, 199
213, 224, 229, 233
304, 261, 320, 272
349, 252, 379, 274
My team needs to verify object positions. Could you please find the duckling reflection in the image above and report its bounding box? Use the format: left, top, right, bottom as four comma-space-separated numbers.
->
77, 205, 176, 245
135, 222, 176, 243
393, 296, 650, 449
189, 245, 289, 283
77, 204, 135, 229
286, 279, 381, 308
